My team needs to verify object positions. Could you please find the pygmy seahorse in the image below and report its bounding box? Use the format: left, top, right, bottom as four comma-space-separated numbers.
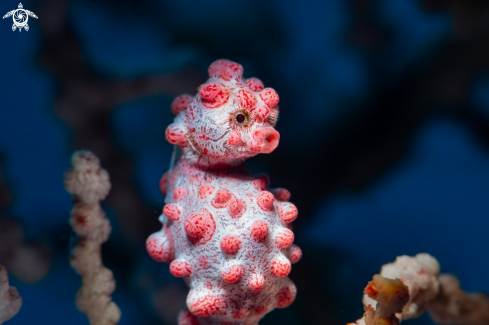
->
146, 59, 302, 325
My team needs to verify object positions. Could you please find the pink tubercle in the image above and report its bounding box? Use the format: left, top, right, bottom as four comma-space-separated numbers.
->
257, 191, 274, 212
171, 94, 193, 116
198, 184, 215, 199
228, 198, 246, 219
251, 220, 269, 243
275, 229, 294, 249
246, 77, 264, 92
170, 260, 192, 277
271, 259, 291, 277
163, 204, 181, 221
220, 235, 242, 255
211, 188, 233, 208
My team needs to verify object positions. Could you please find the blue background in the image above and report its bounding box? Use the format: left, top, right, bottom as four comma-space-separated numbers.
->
1, 0, 488, 324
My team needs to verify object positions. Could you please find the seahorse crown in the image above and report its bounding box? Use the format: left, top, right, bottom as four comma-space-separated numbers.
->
165, 59, 281, 169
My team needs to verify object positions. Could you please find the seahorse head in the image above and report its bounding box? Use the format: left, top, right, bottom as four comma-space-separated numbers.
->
166, 59, 280, 168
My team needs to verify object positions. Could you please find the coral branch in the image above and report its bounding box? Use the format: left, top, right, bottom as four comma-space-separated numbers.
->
350, 254, 489, 325
364, 275, 409, 325
0, 157, 51, 284
427, 274, 489, 325
0, 265, 22, 324
64, 151, 121, 325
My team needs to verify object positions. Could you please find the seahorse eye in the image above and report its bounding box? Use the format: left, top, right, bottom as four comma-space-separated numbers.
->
236, 114, 246, 123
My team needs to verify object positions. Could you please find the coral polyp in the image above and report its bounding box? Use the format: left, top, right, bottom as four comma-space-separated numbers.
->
146, 59, 301, 325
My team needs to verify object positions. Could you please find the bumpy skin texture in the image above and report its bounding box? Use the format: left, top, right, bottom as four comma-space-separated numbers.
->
147, 59, 301, 325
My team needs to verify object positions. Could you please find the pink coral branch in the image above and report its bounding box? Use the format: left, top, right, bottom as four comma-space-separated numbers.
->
0, 265, 22, 324
64, 151, 121, 325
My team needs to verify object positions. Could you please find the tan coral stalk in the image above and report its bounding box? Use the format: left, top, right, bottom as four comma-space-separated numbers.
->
64, 151, 121, 325
427, 274, 489, 325
0, 265, 22, 324
350, 254, 489, 325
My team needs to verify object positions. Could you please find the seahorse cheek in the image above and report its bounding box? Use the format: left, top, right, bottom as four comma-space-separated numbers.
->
228, 131, 242, 146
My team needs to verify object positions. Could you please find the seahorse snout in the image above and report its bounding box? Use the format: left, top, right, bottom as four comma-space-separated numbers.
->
248, 127, 280, 153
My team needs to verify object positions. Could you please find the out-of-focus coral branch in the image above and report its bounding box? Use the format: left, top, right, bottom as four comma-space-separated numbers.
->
36, 0, 206, 244
0, 158, 52, 284
0, 218, 51, 284
350, 254, 489, 325
428, 274, 489, 325
360, 275, 410, 325
0, 265, 22, 324
64, 151, 121, 325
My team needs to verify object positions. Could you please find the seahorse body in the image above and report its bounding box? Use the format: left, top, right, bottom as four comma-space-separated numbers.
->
146, 59, 302, 325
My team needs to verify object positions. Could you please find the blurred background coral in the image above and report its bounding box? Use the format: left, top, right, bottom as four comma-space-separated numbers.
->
1, 0, 489, 324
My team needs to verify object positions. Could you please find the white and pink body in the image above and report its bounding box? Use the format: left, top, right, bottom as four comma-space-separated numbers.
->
146, 59, 302, 325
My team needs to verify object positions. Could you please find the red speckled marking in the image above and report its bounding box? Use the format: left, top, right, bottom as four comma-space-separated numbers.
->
190, 296, 228, 316
275, 229, 294, 249
257, 191, 274, 212
260, 88, 279, 108
74, 214, 87, 226
198, 184, 215, 199
228, 198, 246, 219
178, 309, 199, 325
236, 89, 257, 109
171, 94, 193, 116
275, 285, 296, 308
228, 131, 241, 146
199, 83, 230, 108
146, 226, 175, 263
166, 124, 188, 147
198, 256, 211, 270
211, 188, 232, 208
184, 208, 216, 246
221, 264, 245, 283
251, 220, 269, 243
159, 172, 168, 196
163, 204, 181, 221
253, 306, 267, 316
220, 235, 242, 254
246, 78, 264, 92
173, 187, 189, 202
273, 188, 291, 202
247, 273, 265, 292
276, 202, 298, 224
289, 244, 302, 264
252, 179, 266, 191
170, 260, 192, 277
271, 259, 291, 277
232, 309, 249, 319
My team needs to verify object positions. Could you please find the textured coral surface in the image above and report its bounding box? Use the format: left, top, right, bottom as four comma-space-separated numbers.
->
350, 254, 489, 325
146, 59, 301, 325
64, 151, 121, 325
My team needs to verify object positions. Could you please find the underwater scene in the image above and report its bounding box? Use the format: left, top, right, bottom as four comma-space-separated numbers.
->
1, 0, 489, 324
